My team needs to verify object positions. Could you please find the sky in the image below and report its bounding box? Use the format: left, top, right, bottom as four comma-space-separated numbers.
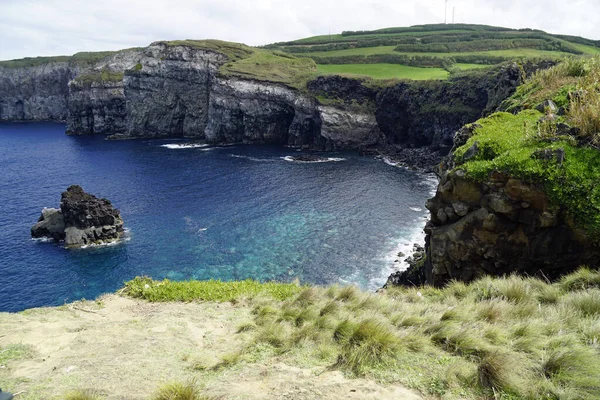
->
0, 0, 598, 61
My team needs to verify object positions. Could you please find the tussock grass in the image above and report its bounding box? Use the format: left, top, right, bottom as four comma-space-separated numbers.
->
124, 267, 600, 398
560, 266, 600, 291
152, 381, 205, 400
64, 390, 103, 400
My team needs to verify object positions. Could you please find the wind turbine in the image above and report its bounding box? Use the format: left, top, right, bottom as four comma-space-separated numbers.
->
444, 0, 448, 24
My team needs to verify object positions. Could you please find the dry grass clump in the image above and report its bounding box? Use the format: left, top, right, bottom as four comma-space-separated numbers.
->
152, 381, 206, 400
64, 390, 103, 400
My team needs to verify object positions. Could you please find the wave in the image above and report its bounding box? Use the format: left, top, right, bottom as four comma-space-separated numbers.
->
281, 156, 346, 163
161, 143, 210, 149
229, 154, 277, 162
410, 207, 423, 212
369, 206, 431, 290
382, 157, 400, 167
31, 237, 54, 243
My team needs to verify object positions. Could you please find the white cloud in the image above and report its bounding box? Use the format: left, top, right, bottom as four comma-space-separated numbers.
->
0, 0, 598, 60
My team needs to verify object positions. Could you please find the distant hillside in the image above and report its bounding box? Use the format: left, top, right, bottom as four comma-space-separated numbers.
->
264, 24, 600, 80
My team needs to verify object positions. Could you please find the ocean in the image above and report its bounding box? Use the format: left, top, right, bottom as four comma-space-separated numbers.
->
0, 123, 436, 312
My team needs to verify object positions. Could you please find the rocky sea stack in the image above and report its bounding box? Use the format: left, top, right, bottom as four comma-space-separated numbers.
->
31, 185, 124, 247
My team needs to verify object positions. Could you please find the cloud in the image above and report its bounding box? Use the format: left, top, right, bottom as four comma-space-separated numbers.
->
0, 0, 599, 60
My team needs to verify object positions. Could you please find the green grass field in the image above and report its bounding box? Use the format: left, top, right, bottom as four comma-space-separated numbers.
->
307, 46, 576, 59
454, 63, 493, 70
316, 63, 449, 80
264, 24, 600, 80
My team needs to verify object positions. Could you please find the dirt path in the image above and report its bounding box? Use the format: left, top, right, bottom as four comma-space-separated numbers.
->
0, 295, 422, 400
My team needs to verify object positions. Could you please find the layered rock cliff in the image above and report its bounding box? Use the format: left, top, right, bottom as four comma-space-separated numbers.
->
0, 62, 76, 121
0, 41, 543, 156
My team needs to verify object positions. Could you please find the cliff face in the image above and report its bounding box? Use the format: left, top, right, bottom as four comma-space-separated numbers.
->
66, 80, 127, 135
0, 62, 76, 121
124, 44, 223, 138
0, 42, 546, 155
423, 169, 600, 286
375, 65, 522, 154
205, 78, 321, 146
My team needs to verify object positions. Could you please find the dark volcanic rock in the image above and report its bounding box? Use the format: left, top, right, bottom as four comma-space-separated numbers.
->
31, 185, 124, 247
384, 245, 427, 287
31, 208, 66, 241
420, 170, 600, 286
375, 62, 555, 158
307, 75, 378, 106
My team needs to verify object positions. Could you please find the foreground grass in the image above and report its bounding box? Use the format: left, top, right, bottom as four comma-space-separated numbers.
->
124, 267, 600, 399
316, 63, 449, 80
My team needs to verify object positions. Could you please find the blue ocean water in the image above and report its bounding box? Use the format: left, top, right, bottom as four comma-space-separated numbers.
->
0, 123, 435, 312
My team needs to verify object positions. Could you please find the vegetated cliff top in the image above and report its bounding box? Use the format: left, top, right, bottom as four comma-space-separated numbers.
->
4, 270, 600, 398
263, 23, 600, 79
158, 39, 319, 89
0, 49, 142, 69
453, 56, 600, 238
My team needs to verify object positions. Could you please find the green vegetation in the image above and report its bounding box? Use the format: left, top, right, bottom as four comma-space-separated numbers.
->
126, 268, 600, 399
74, 68, 125, 85
263, 24, 600, 80
454, 57, 600, 237
161, 39, 254, 61
219, 49, 317, 89
0, 51, 120, 68
316, 63, 449, 80
123, 276, 305, 302
0, 344, 35, 365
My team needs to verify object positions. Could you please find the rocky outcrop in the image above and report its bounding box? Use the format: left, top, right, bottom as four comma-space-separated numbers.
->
31, 185, 124, 247
66, 49, 141, 135
318, 106, 380, 149
420, 169, 600, 286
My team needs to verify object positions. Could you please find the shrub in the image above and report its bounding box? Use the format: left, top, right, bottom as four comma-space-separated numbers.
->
542, 346, 600, 398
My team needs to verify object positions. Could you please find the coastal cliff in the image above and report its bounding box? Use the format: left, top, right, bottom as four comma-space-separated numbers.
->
0, 61, 76, 121
389, 58, 600, 287
0, 40, 541, 157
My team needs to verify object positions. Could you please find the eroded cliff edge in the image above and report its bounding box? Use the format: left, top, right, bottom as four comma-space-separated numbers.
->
0, 40, 546, 159
389, 58, 600, 286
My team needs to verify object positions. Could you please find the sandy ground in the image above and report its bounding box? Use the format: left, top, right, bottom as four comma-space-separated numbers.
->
0, 295, 422, 400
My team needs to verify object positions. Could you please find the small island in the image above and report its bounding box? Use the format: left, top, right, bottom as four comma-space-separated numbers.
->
31, 185, 124, 247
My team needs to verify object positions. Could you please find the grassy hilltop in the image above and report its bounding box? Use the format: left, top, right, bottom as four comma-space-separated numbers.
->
264, 23, 600, 80
4, 24, 600, 86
